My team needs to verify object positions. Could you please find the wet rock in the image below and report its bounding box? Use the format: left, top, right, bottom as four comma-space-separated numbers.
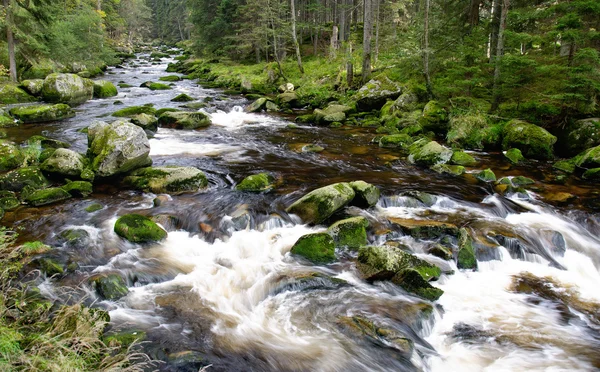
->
114, 214, 167, 243
338, 315, 414, 355
130, 113, 158, 134
104, 330, 146, 349
124, 166, 208, 194
246, 97, 268, 112
58, 228, 91, 248
0, 192, 20, 211
431, 164, 466, 176
301, 144, 324, 153
392, 269, 444, 301
428, 244, 453, 260
286, 182, 356, 224
159, 75, 181, 82
408, 140, 452, 167
171, 93, 195, 102
553, 160, 575, 173
389, 88, 419, 114
0, 83, 37, 104
457, 228, 477, 270
34, 257, 64, 276
25, 187, 71, 206
388, 217, 459, 239
40, 148, 85, 177
87, 120, 151, 177
290, 232, 335, 263
562, 117, 600, 156
277, 92, 298, 107
355, 77, 402, 111
26, 135, 70, 149
141, 81, 171, 90
112, 105, 156, 118
0, 141, 24, 172
450, 151, 477, 166
544, 192, 575, 203
0, 167, 50, 192
349, 180, 380, 208
9, 104, 75, 123
583, 167, 600, 180
85, 203, 103, 213
92, 80, 118, 98
41, 73, 94, 105
19, 79, 44, 96
502, 120, 556, 160
504, 148, 525, 164
0, 109, 16, 127
153, 194, 170, 207
91, 274, 129, 300
328, 216, 369, 248
420, 100, 447, 133
475, 168, 496, 182
62, 181, 93, 197
511, 176, 535, 187
157, 111, 211, 129
235, 173, 275, 192
447, 114, 500, 150
151, 214, 181, 231
313, 104, 353, 124
378, 133, 412, 149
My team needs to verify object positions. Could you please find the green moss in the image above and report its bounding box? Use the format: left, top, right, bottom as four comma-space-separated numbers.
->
0, 141, 24, 172
61, 181, 93, 197
582, 167, 600, 180
0, 83, 37, 104
512, 176, 535, 186
124, 166, 208, 193
9, 104, 75, 124
290, 232, 335, 263
235, 173, 275, 192
146, 82, 172, 90
287, 183, 355, 224
420, 100, 448, 133
378, 134, 412, 149
392, 269, 444, 301
428, 244, 453, 260
112, 105, 157, 118
114, 214, 167, 243
157, 111, 211, 129
84, 203, 103, 213
328, 216, 369, 249
0, 167, 50, 192
504, 148, 525, 164
457, 228, 477, 270
357, 245, 442, 283
349, 180, 380, 207
155, 108, 179, 116
21, 241, 51, 255
171, 93, 195, 102
409, 141, 453, 166
447, 114, 500, 150
553, 160, 576, 173
92, 80, 118, 98
35, 258, 64, 276
502, 120, 557, 160
476, 168, 496, 182
91, 274, 129, 300
159, 75, 182, 82
104, 331, 146, 348
25, 187, 71, 206
431, 164, 466, 176
450, 151, 477, 166
0, 112, 16, 128
0, 195, 20, 211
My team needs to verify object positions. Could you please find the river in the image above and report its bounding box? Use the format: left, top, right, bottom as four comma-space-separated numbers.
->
2, 49, 600, 371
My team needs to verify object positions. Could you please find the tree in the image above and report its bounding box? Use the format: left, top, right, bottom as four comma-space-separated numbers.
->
361, 0, 372, 83
3, 0, 16, 81
290, 0, 304, 73
491, 0, 510, 112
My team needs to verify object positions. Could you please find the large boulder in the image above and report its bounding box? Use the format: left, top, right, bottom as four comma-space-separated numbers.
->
349, 180, 380, 207
93, 80, 118, 98
313, 104, 353, 125
0, 166, 50, 192
157, 111, 211, 129
20, 79, 44, 96
354, 77, 402, 111
447, 114, 500, 150
41, 73, 94, 105
114, 214, 167, 243
561, 118, 600, 157
40, 148, 86, 177
0, 83, 36, 104
124, 166, 208, 194
572, 145, 600, 168
502, 120, 556, 160
286, 182, 356, 224
408, 140, 452, 166
9, 104, 75, 123
419, 100, 447, 133
0, 141, 24, 172
87, 120, 151, 177
290, 232, 335, 263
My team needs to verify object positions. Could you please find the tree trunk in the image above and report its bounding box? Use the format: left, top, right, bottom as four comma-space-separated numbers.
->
4, 0, 17, 82
361, 0, 373, 83
338, 0, 346, 43
489, 0, 501, 62
330, 25, 339, 59
469, 0, 481, 29
423, 0, 432, 97
291, 0, 304, 73
374, 0, 380, 64
491, 0, 510, 112
346, 42, 353, 87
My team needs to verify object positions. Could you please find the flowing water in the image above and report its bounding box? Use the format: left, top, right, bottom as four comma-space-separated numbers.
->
2, 50, 600, 371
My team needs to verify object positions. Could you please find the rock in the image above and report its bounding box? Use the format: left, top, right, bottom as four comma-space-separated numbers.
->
0, 167, 50, 192
378, 134, 412, 149
431, 164, 466, 176
286, 182, 356, 224
25, 187, 71, 206
408, 140, 452, 166
447, 114, 500, 150
246, 97, 268, 112
0, 83, 37, 104
277, 92, 298, 107
328, 216, 369, 248
62, 181, 93, 197
130, 113, 158, 134
87, 120, 151, 177
502, 120, 557, 160
349, 180, 380, 207
476, 168, 496, 182
420, 100, 447, 133
388, 217, 459, 239
20, 79, 44, 96
388, 88, 419, 114
511, 176, 535, 187
545, 192, 575, 203
104, 330, 147, 349
457, 228, 477, 270
59, 228, 91, 248
0, 109, 16, 127
0, 192, 20, 211
112, 105, 157, 118
583, 167, 600, 180
235, 173, 275, 192
9, 104, 75, 123
35, 258, 64, 276
301, 144, 324, 153
91, 274, 129, 300
141, 82, 171, 90
450, 151, 477, 166
41, 73, 94, 105
159, 75, 181, 82
504, 148, 525, 164
290, 232, 335, 263
355, 77, 402, 111
562, 118, 600, 156
338, 315, 414, 355
572, 145, 600, 169
265, 101, 279, 111
278, 83, 294, 92
26, 135, 70, 149
92, 80, 118, 98
553, 160, 576, 173
153, 194, 170, 207
114, 214, 167, 243
40, 148, 85, 177
171, 93, 195, 102
313, 104, 353, 124
85, 203, 103, 213
124, 166, 208, 194
0, 141, 24, 172
428, 244, 453, 260
157, 111, 211, 129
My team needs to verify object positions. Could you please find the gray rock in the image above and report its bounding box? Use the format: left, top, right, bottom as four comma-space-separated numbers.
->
40, 148, 85, 177
41, 73, 94, 105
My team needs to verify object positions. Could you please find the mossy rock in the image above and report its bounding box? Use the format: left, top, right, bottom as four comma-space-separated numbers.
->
457, 228, 477, 270
9, 104, 75, 123
157, 111, 211, 129
112, 105, 157, 118
378, 134, 412, 149
387, 217, 459, 239
171, 93, 195, 102
428, 244, 453, 260
349, 180, 380, 208
265, 100, 279, 112
91, 274, 129, 300
180, 102, 206, 110
92, 80, 118, 98
511, 176, 535, 187
155, 108, 179, 117
553, 160, 576, 173
277, 92, 298, 107
0, 83, 37, 104
290, 232, 335, 263
354, 77, 402, 111
58, 228, 91, 248
450, 151, 477, 166
313, 104, 353, 124
295, 114, 314, 124
504, 148, 525, 164
235, 173, 275, 192
420, 100, 447, 133
391, 269, 444, 301
572, 145, 600, 168
475, 168, 496, 182
40, 148, 85, 177
286, 182, 356, 224
0, 193, 20, 211
124, 166, 208, 194
502, 120, 556, 160
104, 330, 147, 348
0, 166, 50, 192
25, 187, 71, 206
114, 214, 167, 243
62, 181, 93, 197
582, 167, 600, 180
301, 144, 324, 153
246, 97, 268, 112
561, 118, 600, 157
26, 135, 70, 149
447, 114, 500, 150
431, 164, 466, 176
41, 73, 94, 105
0, 110, 16, 128
117, 83, 133, 88
159, 75, 181, 82
142, 82, 172, 90
328, 216, 369, 249
35, 258, 64, 276
85, 203, 103, 213
19, 79, 44, 96
408, 140, 452, 167
130, 113, 158, 133
0, 141, 24, 172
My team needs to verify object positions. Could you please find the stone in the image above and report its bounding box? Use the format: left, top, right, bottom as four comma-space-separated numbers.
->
40, 148, 85, 177
338, 316, 414, 355
112, 105, 157, 118
20, 79, 44, 96
511, 176, 535, 187
62, 181, 93, 197
278, 83, 294, 92
277, 92, 298, 107
0, 167, 49, 192
313, 104, 353, 124
265, 101, 279, 111
130, 113, 158, 134
157, 111, 211, 129
545, 192, 576, 203
59, 228, 91, 248
408, 140, 452, 166
388, 217, 459, 239
420, 100, 448, 133
246, 97, 268, 112
301, 144, 324, 153
159, 75, 181, 82
286, 182, 356, 224
141, 82, 171, 90
457, 228, 477, 270
235, 173, 275, 192
392, 269, 444, 301
91, 274, 129, 300
476, 168, 496, 182
504, 148, 525, 164
447, 114, 500, 150
0, 192, 20, 211
0, 109, 16, 127
378, 134, 413, 149
87, 120, 151, 177
389, 88, 419, 114
26, 135, 70, 149
25, 187, 71, 206
428, 244, 453, 260
35, 258, 64, 276
92, 80, 118, 98
114, 214, 167, 243
0, 141, 24, 172
354, 77, 402, 111
9, 104, 75, 123
502, 120, 557, 160
553, 160, 576, 173
328, 216, 369, 248
562, 118, 600, 156
583, 167, 600, 180
0, 83, 37, 104
431, 164, 466, 176
85, 203, 103, 213
290, 232, 335, 263
171, 93, 195, 102
349, 180, 380, 207
41, 73, 94, 105
450, 151, 477, 166
124, 166, 208, 194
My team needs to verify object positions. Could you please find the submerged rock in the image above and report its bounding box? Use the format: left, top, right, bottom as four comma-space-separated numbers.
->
40, 148, 85, 177
328, 216, 369, 248
114, 214, 167, 243
504, 148, 525, 164
235, 173, 275, 192
502, 120, 556, 160
290, 232, 335, 263
41, 73, 94, 105
91, 274, 129, 300
286, 182, 356, 224
92, 80, 118, 98
338, 315, 414, 355
157, 111, 211, 129
0, 141, 24, 172
9, 104, 75, 123
124, 166, 208, 194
